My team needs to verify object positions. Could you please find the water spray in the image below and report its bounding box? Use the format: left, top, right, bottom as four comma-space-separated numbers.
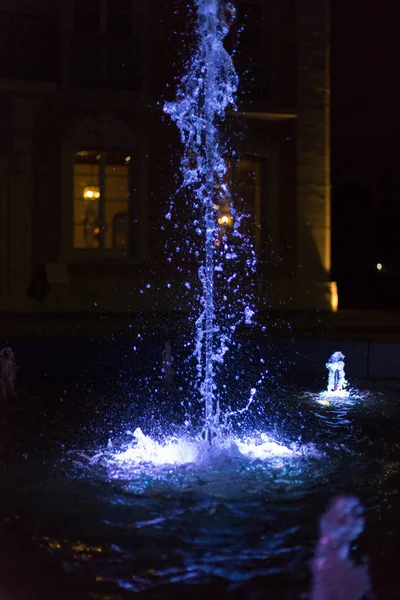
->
164, 0, 238, 443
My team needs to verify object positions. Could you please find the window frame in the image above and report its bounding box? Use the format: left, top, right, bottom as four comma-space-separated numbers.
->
73, 0, 136, 36
224, 155, 266, 257
71, 148, 132, 257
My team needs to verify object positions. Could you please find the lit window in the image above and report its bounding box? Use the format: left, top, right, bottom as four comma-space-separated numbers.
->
215, 157, 263, 251
73, 150, 130, 251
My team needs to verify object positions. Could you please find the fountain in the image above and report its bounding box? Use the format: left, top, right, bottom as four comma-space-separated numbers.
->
0, 3, 395, 598
318, 351, 350, 403
101, 2, 308, 465
164, 0, 255, 444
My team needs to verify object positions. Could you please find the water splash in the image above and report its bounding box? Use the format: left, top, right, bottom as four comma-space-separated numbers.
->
319, 351, 350, 403
104, 427, 295, 469
164, 1, 256, 442
82, 427, 324, 489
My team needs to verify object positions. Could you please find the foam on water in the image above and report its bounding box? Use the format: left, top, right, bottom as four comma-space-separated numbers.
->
85, 427, 322, 486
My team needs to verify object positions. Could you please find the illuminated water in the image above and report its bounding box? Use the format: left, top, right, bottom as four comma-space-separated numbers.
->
319, 351, 350, 402
1, 2, 397, 598
1, 376, 400, 598
164, 0, 257, 441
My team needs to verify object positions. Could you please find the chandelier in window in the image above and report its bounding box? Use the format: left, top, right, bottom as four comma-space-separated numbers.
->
83, 186, 100, 201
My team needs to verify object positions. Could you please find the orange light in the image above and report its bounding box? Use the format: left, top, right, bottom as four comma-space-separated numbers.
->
217, 214, 232, 226
83, 186, 100, 200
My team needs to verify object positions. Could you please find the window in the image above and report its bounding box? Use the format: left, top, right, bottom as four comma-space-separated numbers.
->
0, 4, 58, 81
73, 150, 130, 251
237, 0, 263, 52
72, 0, 139, 88
226, 0, 271, 105
74, 0, 133, 35
74, 0, 100, 33
107, 0, 133, 35
215, 157, 264, 254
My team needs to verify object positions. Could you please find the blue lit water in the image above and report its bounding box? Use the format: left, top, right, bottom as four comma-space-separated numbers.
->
164, 0, 257, 439
0, 2, 397, 597
1, 372, 399, 599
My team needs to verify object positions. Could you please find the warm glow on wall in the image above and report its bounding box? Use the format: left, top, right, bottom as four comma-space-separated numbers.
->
330, 281, 339, 312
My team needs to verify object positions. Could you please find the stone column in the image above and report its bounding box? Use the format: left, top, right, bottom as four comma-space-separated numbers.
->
7, 98, 37, 310
0, 155, 10, 309
296, 0, 332, 309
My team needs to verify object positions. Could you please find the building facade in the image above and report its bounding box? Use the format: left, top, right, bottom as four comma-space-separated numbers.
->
0, 0, 334, 314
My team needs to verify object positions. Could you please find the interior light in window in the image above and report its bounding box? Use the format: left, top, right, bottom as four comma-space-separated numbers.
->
83, 186, 100, 200
125, 156, 131, 163
218, 214, 232, 226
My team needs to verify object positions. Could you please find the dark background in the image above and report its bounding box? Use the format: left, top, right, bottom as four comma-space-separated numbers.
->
331, 0, 400, 310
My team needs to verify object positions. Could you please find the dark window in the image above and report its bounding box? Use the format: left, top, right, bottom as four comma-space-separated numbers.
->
227, 0, 271, 106
107, 0, 132, 35
74, 0, 100, 33
0, 9, 58, 81
72, 0, 139, 88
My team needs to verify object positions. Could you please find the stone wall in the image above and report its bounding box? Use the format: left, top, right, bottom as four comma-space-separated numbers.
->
296, 0, 332, 309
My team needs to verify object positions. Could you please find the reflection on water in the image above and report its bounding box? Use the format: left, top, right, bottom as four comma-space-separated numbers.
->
0, 384, 400, 598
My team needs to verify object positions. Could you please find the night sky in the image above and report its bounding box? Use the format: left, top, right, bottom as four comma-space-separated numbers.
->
331, 1, 400, 309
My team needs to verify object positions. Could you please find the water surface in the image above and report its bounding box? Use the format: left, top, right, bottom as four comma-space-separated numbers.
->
1, 380, 399, 599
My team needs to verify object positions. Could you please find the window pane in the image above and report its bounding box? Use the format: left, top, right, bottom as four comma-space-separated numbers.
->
111, 213, 129, 250
75, 0, 100, 9
73, 152, 100, 249
105, 159, 129, 249
73, 150, 130, 251
74, 8, 100, 32
105, 176, 129, 199
238, 1, 263, 22
75, 150, 99, 164
107, 13, 132, 35
105, 202, 129, 249
213, 165, 233, 247
106, 151, 129, 165
235, 158, 262, 251
107, 0, 132, 13
240, 27, 262, 50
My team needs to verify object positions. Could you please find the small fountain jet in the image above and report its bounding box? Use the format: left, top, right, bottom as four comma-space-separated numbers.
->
319, 351, 350, 402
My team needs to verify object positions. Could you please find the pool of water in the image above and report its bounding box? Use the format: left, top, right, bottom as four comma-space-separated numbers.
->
1, 378, 399, 599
